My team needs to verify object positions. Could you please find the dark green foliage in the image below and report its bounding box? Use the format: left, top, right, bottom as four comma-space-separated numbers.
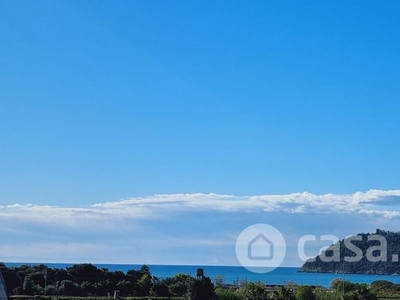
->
300, 285, 377, 300
214, 287, 240, 300
139, 265, 150, 275
0, 262, 385, 300
167, 273, 192, 297
44, 285, 57, 296
80, 281, 95, 296
353, 286, 377, 300
0, 263, 217, 299
168, 281, 188, 297
270, 286, 295, 300
214, 275, 224, 288
135, 274, 152, 296
0, 263, 155, 297
0, 263, 20, 294
59, 280, 81, 296
314, 287, 343, 300
66, 264, 105, 285
341, 288, 377, 300
187, 276, 214, 300
295, 285, 315, 300
329, 278, 376, 298
238, 282, 269, 300
370, 279, 395, 295
151, 281, 170, 297
327, 280, 378, 300
195, 268, 204, 279
330, 279, 356, 293
116, 280, 134, 296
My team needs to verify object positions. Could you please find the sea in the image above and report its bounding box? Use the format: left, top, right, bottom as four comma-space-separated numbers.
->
5, 263, 400, 288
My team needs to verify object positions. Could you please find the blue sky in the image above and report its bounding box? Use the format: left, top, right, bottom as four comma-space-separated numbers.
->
1, 1, 400, 266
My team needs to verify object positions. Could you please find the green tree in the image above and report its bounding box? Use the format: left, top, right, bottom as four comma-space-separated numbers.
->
126, 269, 142, 283
270, 286, 296, 300
80, 281, 95, 296
370, 280, 394, 295
239, 282, 268, 300
44, 284, 57, 296
168, 273, 192, 297
136, 273, 152, 296
187, 276, 214, 300
214, 275, 225, 288
196, 268, 204, 279
140, 264, 150, 275
215, 287, 240, 300
151, 280, 170, 297
115, 280, 133, 296
351, 286, 377, 300
22, 276, 35, 295
59, 279, 81, 296
314, 287, 343, 300
66, 264, 104, 285
330, 279, 355, 293
295, 285, 315, 300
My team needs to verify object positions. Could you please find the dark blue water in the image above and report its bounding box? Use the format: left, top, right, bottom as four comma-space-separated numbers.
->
5, 263, 400, 288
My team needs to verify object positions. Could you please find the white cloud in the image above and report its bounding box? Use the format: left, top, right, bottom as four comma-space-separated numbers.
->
2, 189, 400, 264
101, 189, 391, 217
358, 208, 400, 218
2, 190, 400, 226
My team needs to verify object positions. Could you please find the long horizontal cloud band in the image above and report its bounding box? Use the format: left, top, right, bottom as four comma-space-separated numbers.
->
1, 190, 400, 223
1, 190, 400, 264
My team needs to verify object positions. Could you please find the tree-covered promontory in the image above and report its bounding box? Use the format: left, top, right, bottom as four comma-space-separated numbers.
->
299, 229, 400, 275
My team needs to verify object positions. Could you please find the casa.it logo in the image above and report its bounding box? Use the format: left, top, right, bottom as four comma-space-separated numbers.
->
235, 224, 286, 274
236, 224, 397, 274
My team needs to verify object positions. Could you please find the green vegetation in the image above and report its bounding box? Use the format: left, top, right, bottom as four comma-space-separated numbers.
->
237, 282, 269, 299
3, 262, 400, 299
0, 263, 212, 299
299, 229, 400, 275
295, 285, 314, 300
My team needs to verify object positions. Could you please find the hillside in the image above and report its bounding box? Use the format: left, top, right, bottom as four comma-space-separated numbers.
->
299, 229, 400, 275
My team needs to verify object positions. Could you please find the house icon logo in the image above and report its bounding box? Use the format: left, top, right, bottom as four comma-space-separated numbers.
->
235, 223, 286, 274
248, 233, 274, 260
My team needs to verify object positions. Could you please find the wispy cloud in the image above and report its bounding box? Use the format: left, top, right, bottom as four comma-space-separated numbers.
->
95, 189, 400, 214
2, 189, 400, 224
1, 190, 400, 264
